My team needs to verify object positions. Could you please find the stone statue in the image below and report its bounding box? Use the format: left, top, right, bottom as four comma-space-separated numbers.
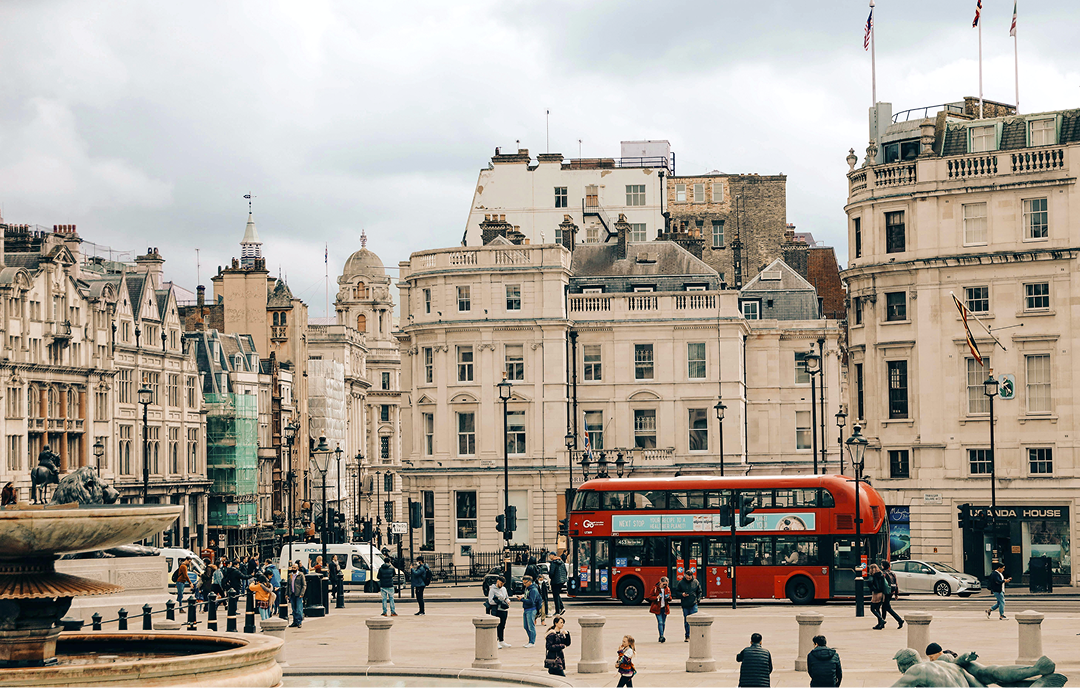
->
29, 446, 61, 504
50, 466, 120, 506
893, 648, 1066, 687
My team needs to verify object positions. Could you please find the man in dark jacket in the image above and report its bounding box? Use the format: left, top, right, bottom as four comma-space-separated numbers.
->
410, 557, 431, 615
736, 632, 773, 687
524, 556, 539, 582
807, 635, 842, 687
328, 555, 343, 605
673, 569, 703, 642
223, 560, 242, 597
287, 563, 307, 628
377, 560, 397, 616
547, 553, 567, 614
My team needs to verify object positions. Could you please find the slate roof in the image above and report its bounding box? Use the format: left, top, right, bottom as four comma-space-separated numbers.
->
267, 279, 294, 308
126, 274, 146, 318
742, 258, 815, 292
570, 241, 717, 278
940, 109, 1080, 157
3, 254, 40, 271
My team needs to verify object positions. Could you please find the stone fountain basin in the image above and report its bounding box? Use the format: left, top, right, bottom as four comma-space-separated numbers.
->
0, 632, 283, 687
0, 505, 183, 560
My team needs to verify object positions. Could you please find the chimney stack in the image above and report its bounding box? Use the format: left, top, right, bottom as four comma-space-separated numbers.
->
614, 213, 632, 260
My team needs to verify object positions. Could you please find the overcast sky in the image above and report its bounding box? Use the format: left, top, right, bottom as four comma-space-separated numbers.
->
1, 1, 1077, 317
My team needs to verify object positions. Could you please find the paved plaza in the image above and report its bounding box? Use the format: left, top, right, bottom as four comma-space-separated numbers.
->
279, 589, 1080, 686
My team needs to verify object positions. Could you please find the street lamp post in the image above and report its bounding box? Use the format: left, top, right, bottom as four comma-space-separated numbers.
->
805, 351, 821, 475
92, 438, 105, 476
284, 421, 297, 565
817, 338, 827, 476
835, 409, 847, 475
497, 375, 512, 542
334, 445, 343, 544
845, 424, 868, 618
310, 436, 332, 571
138, 386, 153, 503
714, 399, 727, 477
564, 432, 574, 540
984, 373, 1000, 559
353, 452, 364, 540
374, 470, 382, 546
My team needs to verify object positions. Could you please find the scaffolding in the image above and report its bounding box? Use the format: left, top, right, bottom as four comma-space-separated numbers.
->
206, 393, 259, 530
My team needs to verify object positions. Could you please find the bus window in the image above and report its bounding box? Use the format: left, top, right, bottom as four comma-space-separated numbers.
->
637, 491, 666, 509
834, 538, 858, 568
739, 537, 774, 566
776, 488, 820, 508
774, 489, 796, 508
629, 492, 655, 509
614, 538, 645, 567
820, 489, 835, 507
707, 538, 731, 565
705, 490, 731, 510
601, 492, 630, 510
777, 536, 820, 565
686, 491, 706, 509
644, 537, 667, 566
668, 492, 688, 509
742, 490, 774, 509
574, 491, 599, 511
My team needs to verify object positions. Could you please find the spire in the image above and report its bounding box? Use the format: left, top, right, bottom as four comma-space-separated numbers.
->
360, 229, 367, 249
240, 212, 262, 268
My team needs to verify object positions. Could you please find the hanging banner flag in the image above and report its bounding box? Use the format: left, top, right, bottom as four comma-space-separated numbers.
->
1009, 1, 1017, 36
973, 0, 982, 27
864, 8, 873, 50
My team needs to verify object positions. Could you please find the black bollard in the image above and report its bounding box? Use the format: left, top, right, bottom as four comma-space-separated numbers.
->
303, 572, 325, 618
243, 588, 256, 634
117, 608, 128, 631
165, 599, 175, 621
186, 597, 198, 631
321, 575, 330, 614
335, 576, 345, 609
226, 592, 238, 633
278, 585, 289, 621
91, 612, 102, 631
142, 604, 153, 631
207, 593, 218, 632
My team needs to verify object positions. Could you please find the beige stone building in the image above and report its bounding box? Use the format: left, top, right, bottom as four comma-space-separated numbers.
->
842, 97, 1080, 585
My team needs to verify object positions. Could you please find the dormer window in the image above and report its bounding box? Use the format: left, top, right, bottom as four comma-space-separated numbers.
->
969, 125, 996, 153
884, 139, 920, 163
1029, 118, 1056, 146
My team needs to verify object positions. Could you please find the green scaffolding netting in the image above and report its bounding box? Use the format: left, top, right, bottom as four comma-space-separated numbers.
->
205, 393, 258, 528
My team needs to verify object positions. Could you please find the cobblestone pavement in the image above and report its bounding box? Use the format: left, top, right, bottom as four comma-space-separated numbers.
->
280, 597, 1080, 686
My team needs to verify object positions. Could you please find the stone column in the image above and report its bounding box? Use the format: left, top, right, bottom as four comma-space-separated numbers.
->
685, 614, 716, 672
471, 616, 501, 670
576, 614, 606, 674
78, 390, 87, 467
904, 611, 933, 659
365, 617, 393, 666
260, 617, 288, 666
1015, 610, 1044, 665
795, 612, 824, 671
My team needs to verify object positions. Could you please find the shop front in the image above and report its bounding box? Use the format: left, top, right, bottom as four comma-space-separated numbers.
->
960, 504, 1071, 587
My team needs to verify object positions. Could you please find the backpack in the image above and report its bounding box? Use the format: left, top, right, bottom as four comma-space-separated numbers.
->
882, 575, 892, 596
172, 566, 183, 583
423, 566, 432, 586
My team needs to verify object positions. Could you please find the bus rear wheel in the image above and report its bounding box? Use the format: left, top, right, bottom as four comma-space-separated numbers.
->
786, 576, 815, 605
617, 577, 645, 605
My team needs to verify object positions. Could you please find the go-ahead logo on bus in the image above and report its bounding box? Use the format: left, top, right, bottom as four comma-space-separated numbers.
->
582, 519, 604, 529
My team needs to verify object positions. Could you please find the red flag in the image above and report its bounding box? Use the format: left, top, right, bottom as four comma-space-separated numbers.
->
1009, 1, 1017, 36
973, 0, 982, 27
953, 293, 983, 365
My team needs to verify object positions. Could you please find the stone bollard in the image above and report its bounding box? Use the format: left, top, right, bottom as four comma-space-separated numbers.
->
686, 614, 716, 672
577, 614, 607, 674
153, 618, 184, 631
904, 612, 933, 659
365, 617, 394, 666
1015, 610, 1044, 665
471, 617, 501, 670
794, 612, 824, 671
260, 617, 289, 666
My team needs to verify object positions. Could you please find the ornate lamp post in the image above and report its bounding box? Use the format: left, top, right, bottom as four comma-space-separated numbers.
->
333, 445, 343, 544
614, 449, 635, 478
310, 436, 332, 568
845, 424, 868, 618
835, 408, 848, 475
805, 351, 821, 475
497, 374, 512, 542
137, 385, 153, 503
92, 438, 105, 476
284, 421, 298, 564
714, 399, 727, 477
984, 373, 1000, 557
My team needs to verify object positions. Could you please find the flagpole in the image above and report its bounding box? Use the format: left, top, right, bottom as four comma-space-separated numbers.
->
1013, 4, 1020, 113
870, 0, 877, 105
978, 13, 984, 118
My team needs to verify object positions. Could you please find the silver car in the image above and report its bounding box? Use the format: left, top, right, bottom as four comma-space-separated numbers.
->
890, 560, 982, 597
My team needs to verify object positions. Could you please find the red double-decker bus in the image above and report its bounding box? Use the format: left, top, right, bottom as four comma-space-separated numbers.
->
568, 474, 889, 605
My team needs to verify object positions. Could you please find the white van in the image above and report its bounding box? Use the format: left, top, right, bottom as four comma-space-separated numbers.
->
158, 548, 204, 588
277, 543, 390, 586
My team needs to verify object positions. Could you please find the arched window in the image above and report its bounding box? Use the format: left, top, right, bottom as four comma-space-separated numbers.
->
28, 386, 38, 418
273, 312, 279, 326
355, 283, 366, 299
67, 389, 77, 419
280, 311, 287, 326
356, 314, 366, 332
47, 387, 58, 418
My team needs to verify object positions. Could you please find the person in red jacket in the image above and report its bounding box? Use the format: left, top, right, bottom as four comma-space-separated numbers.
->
646, 576, 672, 643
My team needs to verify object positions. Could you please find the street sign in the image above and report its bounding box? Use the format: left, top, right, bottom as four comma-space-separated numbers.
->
923, 493, 942, 505
999, 374, 1016, 400
390, 521, 408, 535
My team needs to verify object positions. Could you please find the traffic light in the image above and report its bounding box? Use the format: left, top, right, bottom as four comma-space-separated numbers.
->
718, 502, 732, 528
410, 501, 423, 529
315, 514, 325, 531
738, 494, 756, 528
958, 504, 969, 529
162, 531, 172, 547
361, 519, 373, 542
496, 514, 506, 532
558, 518, 569, 535
972, 511, 989, 531
506, 505, 518, 534
335, 511, 345, 526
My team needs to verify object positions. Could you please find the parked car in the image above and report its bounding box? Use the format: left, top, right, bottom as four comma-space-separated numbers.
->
890, 559, 982, 597
482, 562, 549, 597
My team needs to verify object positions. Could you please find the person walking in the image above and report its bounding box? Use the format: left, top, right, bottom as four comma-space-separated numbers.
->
547, 552, 566, 615
377, 557, 397, 616
524, 556, 539, 582
487, 576, 511, 648
673, 569, 702, 642
249, 574, 274, 621
868, 563, 886, 629
646, 576, 671, 643
172, 557, 190, 604
287, 563, 306, 628
806, 635, 843, 687
197, 563, 214, 602
985, 561, 1011, 620
517, 575, 542, 647
879, 561, 903, 628
536, 572, 550, 626
410, 557, 431, 615
736, 632, 773, 687
544, 616, 571, 677
223, 560, 242, 601
328, 555, 343, 605
211, 563, 226, 607
615, 635, 636, 687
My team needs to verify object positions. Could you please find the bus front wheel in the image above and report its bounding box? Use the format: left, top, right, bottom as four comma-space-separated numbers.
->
786, 576, 815, 605
616, 577, 645, 605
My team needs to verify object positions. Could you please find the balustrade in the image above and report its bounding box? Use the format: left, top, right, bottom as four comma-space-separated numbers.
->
1011, 148, 1064, 174
947, 154, 998, 179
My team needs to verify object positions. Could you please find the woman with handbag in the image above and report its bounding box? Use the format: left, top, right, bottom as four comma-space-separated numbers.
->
646, 577, 671, 643
868, 563, 886, 630
615, 635, 636, 687
487, 576, 511, 648
544, 616, 570, 676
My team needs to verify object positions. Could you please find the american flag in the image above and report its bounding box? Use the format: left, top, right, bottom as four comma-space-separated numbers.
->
1009, 0, 1017, 36
864, 8, 873, 50
973, 0, 982, 27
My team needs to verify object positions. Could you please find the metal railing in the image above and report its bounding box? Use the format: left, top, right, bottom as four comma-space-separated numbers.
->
891, 103, 965, 123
